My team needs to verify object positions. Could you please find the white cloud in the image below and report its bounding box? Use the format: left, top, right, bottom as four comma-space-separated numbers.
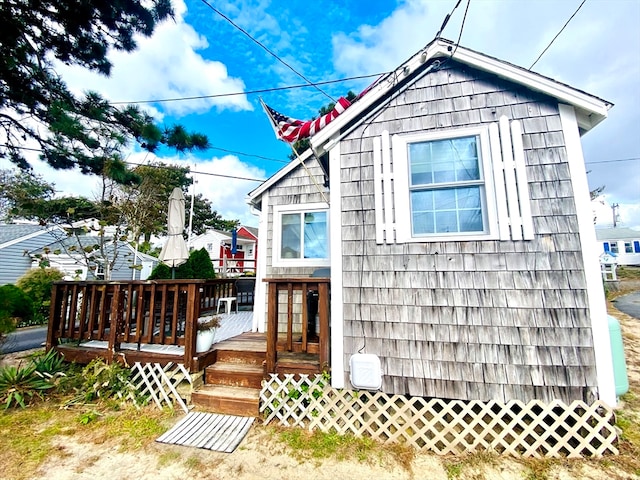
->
56, 0, 251, 118
127, 152, 265, 228
331, 0, 640, 228
0, 150, 264, 228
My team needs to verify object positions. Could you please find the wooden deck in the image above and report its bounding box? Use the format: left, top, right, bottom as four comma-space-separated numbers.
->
48, 277, 330, 378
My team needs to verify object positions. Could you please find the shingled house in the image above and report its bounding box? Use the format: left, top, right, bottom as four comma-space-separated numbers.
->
248, 38, 616, 407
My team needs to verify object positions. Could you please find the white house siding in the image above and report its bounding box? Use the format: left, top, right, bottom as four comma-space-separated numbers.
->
337, 61, 598, 404
0, 229, 60, 285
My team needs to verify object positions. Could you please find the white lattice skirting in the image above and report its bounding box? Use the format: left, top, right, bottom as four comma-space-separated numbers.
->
130, 362, 193, 413
260, 374, 618, 457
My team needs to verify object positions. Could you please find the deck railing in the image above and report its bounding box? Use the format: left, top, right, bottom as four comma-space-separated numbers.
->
46, 279, 235, 371
263, 278, 330, 374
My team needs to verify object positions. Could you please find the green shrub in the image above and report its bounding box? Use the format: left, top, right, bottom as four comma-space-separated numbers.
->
189, 248, 215, 279
0, 363, 53, 409
16, 267, 64, 325
148, 247, 215, 280
0, 284, 33, 324
148, 262, 171, 280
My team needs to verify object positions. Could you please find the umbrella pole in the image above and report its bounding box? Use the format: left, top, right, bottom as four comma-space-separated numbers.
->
171, 267, 176, 279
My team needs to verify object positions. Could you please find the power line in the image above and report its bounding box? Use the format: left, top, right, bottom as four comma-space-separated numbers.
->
122, 160, 265, 182
1, 143, 288, 165
109, 73, 384, 106
529, 0, 587, 70
434, 0, 464, 40
0, 144, 267, 182
451, 0, 471, 57
209, 146, 287, 164
585, 157, 640, 165
198, 0, 335, 103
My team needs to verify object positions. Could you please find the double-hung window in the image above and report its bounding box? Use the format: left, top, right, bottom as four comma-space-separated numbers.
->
273, 203, 329, 266
392, 126, 497, 242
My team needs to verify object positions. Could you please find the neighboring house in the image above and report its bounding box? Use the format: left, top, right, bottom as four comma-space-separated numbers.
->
248, 39, 617, 406
0, 224, 65, 285
30, 235, 159, 281
189, 226, 257, 273
596, 227, 640, 266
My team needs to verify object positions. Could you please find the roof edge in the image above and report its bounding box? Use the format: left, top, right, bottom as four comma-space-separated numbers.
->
311, 38, 612, 150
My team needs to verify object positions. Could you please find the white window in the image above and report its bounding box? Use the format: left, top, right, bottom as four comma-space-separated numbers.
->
273, 203, 329, 267
392, 126, 497, 241
609, 242, 619, 254
375, 118, 534, 244
95, 263, 105, 280
624, 242, 633, 253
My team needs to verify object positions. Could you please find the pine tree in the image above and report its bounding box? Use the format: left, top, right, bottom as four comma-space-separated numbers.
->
0, 1, 209, 177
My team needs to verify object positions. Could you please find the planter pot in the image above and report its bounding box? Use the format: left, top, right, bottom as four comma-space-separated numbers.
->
196, 328, 216, 353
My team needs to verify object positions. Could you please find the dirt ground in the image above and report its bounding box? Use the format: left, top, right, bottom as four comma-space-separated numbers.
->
2, 281, 640, 480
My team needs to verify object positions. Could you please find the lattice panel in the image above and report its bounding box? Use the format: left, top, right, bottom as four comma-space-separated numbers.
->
130, 362, 192, 413
260, 374, 618, 458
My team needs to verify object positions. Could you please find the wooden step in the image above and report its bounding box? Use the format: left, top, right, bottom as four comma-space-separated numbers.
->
275, 359, 321, 376
191, 385, 260, 417
205, 363, 264, 389
214, 348, 265, 366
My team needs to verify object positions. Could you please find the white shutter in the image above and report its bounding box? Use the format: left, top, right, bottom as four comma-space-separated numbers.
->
490, 116, 534, 241
373, 130, 396, 244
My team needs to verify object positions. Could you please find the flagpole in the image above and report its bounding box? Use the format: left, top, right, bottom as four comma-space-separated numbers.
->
259, 97, 329, 205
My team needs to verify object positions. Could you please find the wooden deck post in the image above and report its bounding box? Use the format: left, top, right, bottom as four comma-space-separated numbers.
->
318, 281, 330, 371
107, 284, 122, 362
46, 284, 61, 351
183, 282, 199, 372
265, 281, 278, 373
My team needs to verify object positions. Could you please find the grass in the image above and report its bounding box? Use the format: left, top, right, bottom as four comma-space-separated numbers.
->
272, 425, 415, 472
0, 401, 176, 480
0, 403, 79, 480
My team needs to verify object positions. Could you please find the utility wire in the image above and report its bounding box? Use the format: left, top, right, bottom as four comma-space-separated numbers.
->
1, 143, 288, 165
529, 0, 587, 70
199, 0, 335, 103
434, 0, 463, 39
0, 144, 267, 182
451, 0, 471, 56
109, 73, 385, 106
585, 157, 640, 165
122, 160, 265, 182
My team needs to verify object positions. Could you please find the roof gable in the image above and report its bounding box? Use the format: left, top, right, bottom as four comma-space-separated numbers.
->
0, 224, 64, 250
311, 38, 611, 154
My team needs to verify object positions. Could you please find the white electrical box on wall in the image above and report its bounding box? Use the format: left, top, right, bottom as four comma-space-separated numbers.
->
349, 354, 382, 390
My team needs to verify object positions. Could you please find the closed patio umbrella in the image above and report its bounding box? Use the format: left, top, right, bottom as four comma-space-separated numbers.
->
159, 188, 189, 275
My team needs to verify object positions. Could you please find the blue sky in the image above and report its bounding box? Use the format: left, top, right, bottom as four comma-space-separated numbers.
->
3, 0, 639, 229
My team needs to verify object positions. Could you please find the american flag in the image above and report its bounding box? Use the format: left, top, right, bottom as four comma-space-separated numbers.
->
262, 97, 352, 143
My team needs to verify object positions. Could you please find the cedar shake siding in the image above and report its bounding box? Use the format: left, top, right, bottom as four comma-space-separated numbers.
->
337, 60, 597, 404
265, 155, 329, 279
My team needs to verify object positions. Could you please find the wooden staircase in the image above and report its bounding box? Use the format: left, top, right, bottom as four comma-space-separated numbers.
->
191, 332, 266, 417
190, 332, 323, 417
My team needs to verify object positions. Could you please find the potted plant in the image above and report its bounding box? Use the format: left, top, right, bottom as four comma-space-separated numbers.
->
196, 315, 220, 353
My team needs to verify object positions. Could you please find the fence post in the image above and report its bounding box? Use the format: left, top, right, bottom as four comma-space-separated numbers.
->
46, 283, 61, 351
107, 284, 122, 363
265, 281, 278, 373
318, 281, 330, 371
183, 282, 199, 371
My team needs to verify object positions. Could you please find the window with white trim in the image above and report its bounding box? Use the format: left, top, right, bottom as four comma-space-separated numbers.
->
391, 126, 497, 242
374, 117, 534, 244
273, 203, 329, 266
407, 135, 487, 236
95, 263, 105, 280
